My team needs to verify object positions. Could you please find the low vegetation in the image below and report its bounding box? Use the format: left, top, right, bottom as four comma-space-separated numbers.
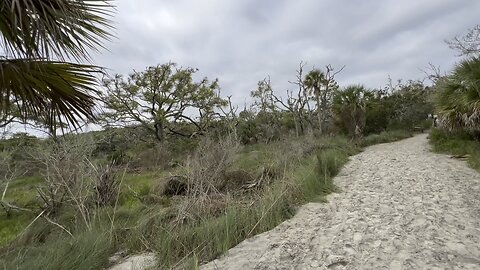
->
0, 131, 412, 269
429, 129, 480, 172
359, 130, 414, 147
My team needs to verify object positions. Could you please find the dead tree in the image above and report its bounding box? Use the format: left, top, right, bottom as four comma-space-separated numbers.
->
446, 25, 480, 56
219, 95, 239, 139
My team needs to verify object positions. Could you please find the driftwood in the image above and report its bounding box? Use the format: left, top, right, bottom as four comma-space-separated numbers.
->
450, 154, 470, 160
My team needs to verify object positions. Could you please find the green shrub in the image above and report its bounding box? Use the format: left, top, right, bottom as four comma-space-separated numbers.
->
360, 130, 412, 147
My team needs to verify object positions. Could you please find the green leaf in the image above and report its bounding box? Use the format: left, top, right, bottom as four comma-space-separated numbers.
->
0, 59, 101, 128
0, 0, 114, 60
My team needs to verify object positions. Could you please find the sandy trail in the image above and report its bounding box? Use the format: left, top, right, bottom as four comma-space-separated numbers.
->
201, 134, 480, 270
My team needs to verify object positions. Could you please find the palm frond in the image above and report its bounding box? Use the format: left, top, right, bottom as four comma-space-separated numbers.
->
304, 69, 324, 93
435, 57, 480, 131
0, 0, 114, 60
0, 59, 101, 127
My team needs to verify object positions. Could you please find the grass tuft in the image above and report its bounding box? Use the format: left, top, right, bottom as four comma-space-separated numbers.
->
0, 229, 112, 270
429, 128, 480, 171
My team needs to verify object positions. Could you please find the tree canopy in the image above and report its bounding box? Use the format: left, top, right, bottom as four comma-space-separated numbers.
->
101, 62, 227, 141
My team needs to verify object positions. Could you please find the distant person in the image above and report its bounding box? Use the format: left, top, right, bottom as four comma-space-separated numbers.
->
433, 114, 438, 127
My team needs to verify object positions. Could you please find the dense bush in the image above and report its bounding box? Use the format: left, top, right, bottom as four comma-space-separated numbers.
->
387, 82, 433, 130
333, 81, 433, 138
364, 90, 391, 134
332, 85, 370, 137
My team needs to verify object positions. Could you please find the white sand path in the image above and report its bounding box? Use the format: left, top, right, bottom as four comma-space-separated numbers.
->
201, 134, 480, 270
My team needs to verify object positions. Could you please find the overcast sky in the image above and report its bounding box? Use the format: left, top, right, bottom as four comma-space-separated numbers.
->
92, 0, 479, 105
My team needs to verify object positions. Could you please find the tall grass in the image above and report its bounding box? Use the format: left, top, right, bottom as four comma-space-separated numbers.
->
0, 131, 412, 269
0, 228, 111, 270
429, 128, 480, 171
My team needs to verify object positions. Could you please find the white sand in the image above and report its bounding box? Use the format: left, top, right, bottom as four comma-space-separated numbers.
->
108, 253, 156, 270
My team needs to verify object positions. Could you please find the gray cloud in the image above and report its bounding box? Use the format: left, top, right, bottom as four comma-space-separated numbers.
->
92, 0, 480, 105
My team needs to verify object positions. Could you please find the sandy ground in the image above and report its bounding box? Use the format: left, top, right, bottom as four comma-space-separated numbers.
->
108, 253, 156, 270
201, 134, 480, 270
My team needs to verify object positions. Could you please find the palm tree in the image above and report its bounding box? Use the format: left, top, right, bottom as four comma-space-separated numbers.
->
435, 57, 480, 133
304, 69, 326, 133
304, 67, 340, 134
0, 0, 113, 129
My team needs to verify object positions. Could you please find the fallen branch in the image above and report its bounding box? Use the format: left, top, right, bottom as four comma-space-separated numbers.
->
0, 200, 33, 212
43, 215, 73, 237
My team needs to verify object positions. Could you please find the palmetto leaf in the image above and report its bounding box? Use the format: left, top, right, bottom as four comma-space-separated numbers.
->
0, 59, 101, 127
304, 69, 325, 95
0, 0, 113, 128
0, 0, 113, 60
435, 57, 480, 130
